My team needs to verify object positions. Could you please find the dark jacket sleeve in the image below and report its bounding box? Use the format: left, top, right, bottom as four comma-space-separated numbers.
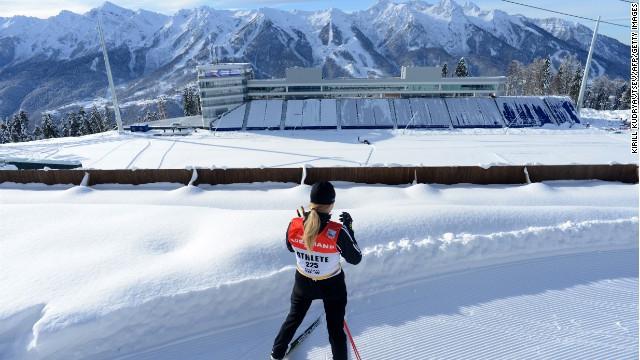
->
285, 220, 294, 252
336, 225, 362, 265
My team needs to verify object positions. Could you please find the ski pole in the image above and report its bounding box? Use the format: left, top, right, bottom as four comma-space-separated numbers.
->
343, 319, 362, 360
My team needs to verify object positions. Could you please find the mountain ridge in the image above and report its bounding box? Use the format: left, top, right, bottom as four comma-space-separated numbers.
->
0, 0, 630, 121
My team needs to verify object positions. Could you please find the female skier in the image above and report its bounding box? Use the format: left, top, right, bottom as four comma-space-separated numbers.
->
271, 181, 362, 360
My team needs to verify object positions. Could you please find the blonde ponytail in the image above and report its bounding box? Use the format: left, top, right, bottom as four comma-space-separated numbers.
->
302, 202, 333, 252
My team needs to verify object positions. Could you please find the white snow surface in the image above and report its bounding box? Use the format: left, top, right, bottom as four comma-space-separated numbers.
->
580, 108, 631, 128
0, 181, 638, 359
0, 126, 635, 169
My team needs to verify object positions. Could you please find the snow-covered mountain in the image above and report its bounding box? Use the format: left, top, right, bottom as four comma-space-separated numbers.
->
0, 0, 630, 121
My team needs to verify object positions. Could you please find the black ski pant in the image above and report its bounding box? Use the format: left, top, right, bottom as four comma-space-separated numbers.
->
272, 270, 348, 360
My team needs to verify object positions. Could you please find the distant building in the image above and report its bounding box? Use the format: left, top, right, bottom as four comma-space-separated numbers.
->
197, 63, 254, 120
197, 63, 506, 124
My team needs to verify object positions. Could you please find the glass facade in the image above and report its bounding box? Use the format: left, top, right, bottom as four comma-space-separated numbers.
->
201, 96, 244, 108
288, 86, 322, 92
197, 63, 253, 124
441, 84, 497, 91
200, 87, 245, 98
247, 86, 286, 93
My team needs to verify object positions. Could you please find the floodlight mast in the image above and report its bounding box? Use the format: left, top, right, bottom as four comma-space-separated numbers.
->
577, 16, 600, 112
97, 16, 124, 133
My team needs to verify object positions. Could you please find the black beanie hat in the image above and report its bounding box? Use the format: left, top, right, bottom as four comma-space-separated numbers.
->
310, 181, 335, 205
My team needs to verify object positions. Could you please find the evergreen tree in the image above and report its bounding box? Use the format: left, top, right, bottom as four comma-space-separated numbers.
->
61, 118, 70, 137
441, 63, 448, 78
157, 96, 168, 119
32, 126, 43, 140
455, 57, 469, 77
619, 83, 631, 109
584, 76, 612, 110
41, 113, 59, 139
612, 81, 628, 110
143, 109, 160, 123
88, 106, 104, 133
8, 111, 30, 142
8, 114, 20, 142
78, 108, 93, 135
542, 57, 552, 95
18, 111, 30, 142
182, 87, 194, 116
183, 86, 202, 116
553, 55, 579, 95
192, 86, 201, 115
569, 67, 583, 104
65, 111, 81, 137
506, 60, 524, 96
588, 76, 625, 110
0, 120, 8, 144
103, 106, 116, 131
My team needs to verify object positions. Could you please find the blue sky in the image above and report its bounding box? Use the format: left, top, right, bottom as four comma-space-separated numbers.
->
0, 0, 632, 44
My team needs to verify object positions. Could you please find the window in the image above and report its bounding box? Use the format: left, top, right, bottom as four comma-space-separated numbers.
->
201, 88, 245, 98
199, 79, 245, 88
442, 84, 496, 91
288, 86, 322, 92
201, 96, 244, 107
248, 86, 286, 93
406, 85, 439, 91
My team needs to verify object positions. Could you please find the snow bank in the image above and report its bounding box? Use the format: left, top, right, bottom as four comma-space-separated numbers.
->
0, 182, 637, 359
580, 108, 630, 128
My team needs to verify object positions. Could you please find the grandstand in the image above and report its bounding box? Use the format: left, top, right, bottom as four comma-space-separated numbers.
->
210, 96, 581, 131
198, 63, 580, 132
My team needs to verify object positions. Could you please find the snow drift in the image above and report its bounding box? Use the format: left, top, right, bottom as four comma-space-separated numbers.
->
0, 181, 637, 359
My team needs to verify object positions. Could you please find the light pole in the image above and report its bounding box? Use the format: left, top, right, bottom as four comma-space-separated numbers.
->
97, 16, 123, 133
577, 16, 601, 112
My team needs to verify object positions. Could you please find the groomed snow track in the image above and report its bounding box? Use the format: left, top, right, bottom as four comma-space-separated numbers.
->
0, 182, 637, 360
210, 96, 580, 130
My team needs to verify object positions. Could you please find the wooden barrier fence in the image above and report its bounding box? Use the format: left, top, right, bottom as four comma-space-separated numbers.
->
0, 165, 637, 186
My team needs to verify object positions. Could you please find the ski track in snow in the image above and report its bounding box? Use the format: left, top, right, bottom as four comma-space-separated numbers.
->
118, 250, 638, 360
86, 139, 134, 168
125, 140, 151, 169
0, 183, 637, 359
157, 140, 177, 169
1, 127, 636, 168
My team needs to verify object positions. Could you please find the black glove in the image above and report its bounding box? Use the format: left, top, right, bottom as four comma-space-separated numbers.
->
339, 212, 353, 230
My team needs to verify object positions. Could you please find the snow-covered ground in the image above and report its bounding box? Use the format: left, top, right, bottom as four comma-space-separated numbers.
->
0, 109, 633, 169
1, 181, 637, 359
0, 127, 634, 169
1, 109, 637, 359
580, 108, 631, 128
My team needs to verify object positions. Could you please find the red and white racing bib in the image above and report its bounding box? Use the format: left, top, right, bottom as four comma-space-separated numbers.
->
288, 217, 342, 280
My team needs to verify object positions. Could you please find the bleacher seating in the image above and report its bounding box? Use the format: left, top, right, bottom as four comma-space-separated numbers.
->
212, 96, 581, 131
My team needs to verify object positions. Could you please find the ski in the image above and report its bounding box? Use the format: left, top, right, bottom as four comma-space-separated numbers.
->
285, 313, 323, 358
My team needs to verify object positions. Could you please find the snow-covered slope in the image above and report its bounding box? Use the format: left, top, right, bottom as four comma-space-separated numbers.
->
0, 181, 637, 359
0, 0, 630, 120
0, 126, 635, 169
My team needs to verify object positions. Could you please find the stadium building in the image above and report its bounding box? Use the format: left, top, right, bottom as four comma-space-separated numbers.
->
197, 63, 580, 131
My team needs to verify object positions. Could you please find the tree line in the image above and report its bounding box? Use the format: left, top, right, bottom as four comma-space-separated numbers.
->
0, 106, 116, 144
139, 87, 200, 120
441, 58, 470, 78
440, 56, 630, 110
501, 55, 630, 110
